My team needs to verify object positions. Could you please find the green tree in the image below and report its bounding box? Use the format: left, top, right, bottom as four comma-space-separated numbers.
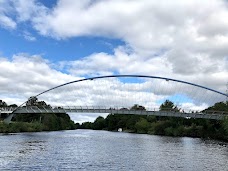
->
135, 118, 150, 133
8, 104, 18, 108
106, 114, 119, 131
81, 122, 93, 129
203, 101, 228, 112
131, 104, 146, 111
126, 115, 141, 131
153, 120, 172, 135
222, 117, 228, 136
0, 100, 7, 107
159, 100, 179, 111
26, 97, 50, 107
26, 96, 38, 106
93, 116, 106, 130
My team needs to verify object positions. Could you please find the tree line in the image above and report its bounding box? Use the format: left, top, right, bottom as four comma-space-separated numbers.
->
77, 100, 228, 141
1, 97, 227, 141
0, 97, 76, 133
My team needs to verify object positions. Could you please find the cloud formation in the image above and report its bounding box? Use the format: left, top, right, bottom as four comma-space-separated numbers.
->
0, 54, 226, 123
0, 0, 228, 122
0, 54, 77, 104
0, 0, 16, 29
0, 53, 224, 108
1, 0, 225, 85
26, 0, 228, 58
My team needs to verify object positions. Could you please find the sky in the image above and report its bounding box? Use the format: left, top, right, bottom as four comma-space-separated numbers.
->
0, 0, 228, 123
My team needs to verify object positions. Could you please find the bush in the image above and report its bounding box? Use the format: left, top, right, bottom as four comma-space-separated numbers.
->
135, 118, 150, 134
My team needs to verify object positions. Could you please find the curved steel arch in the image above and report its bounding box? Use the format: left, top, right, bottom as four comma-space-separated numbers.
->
15, 75, 228, 110
5, 75, 227, 123
36, 75, 227, 97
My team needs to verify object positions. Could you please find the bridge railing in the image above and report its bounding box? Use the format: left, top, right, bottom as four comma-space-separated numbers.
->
1, 106, 228, 118
4, 105, 227, 115
1, 105, 228, 122
0, 107, 18, 112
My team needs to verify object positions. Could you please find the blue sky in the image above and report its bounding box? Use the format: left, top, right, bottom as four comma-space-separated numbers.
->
0, 25, 124, 62
0, 0, 125, 63
0, 0, 227, 123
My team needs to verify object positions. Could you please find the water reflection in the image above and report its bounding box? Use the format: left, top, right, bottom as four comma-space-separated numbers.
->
0, 130, 227, 171
18, 140, 46, 154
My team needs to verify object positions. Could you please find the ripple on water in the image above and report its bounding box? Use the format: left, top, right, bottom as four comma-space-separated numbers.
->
0, 130, 227, 171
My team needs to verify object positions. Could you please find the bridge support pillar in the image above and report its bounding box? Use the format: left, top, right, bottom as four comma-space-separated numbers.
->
3, 113, 14, 124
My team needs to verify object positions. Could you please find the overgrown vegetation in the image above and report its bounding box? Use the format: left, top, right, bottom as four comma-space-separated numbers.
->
1, 97, 228, 141
0, 98, 75, 133
77, 100, 228, 141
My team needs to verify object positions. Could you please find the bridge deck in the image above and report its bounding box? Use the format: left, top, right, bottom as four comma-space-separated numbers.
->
1, 106, 227, 120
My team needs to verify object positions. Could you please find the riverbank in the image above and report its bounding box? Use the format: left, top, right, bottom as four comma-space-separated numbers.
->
0, 98, 77, 133
77, 101, 228, 142
77, 114, 228, 142
0, 113, 76, 133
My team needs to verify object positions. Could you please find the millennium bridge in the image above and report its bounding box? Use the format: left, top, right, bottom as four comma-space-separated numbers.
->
1, 75, 228, 123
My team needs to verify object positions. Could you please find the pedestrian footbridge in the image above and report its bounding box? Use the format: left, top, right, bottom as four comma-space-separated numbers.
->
1, 75, 227, 123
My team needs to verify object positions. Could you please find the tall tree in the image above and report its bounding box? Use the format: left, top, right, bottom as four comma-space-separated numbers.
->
159, 100, 179, 111
26, 97, 50, 107
93, 116, 106, 130
203, 101, 228, 112
131, 104, 146, 111
26, 96, 38, 106
0, 100, 7, 107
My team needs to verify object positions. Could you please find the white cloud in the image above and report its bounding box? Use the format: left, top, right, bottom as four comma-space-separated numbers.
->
0, 54, 77, 105
1, 0, 228, 80
1, 54, 222, 108
0, 0, 16, 29
2, 0, 228, 60
69, 113, 108, 124
0, 54, 226, 123
28, 0, 228, 54
180, 103, 209, 112
0, 15, 16, 29
13, 0, 45, 22
0, 0, 228, 122
17, 0, 227, 85
23, 31, 36, 41
62, 46, 172, 77
60, 45, 227, 95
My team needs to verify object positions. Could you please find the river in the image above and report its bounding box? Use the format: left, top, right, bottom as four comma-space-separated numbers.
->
0, 130, 227, 171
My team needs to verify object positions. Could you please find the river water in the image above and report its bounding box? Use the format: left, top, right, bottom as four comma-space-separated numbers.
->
0, 130, 227, 171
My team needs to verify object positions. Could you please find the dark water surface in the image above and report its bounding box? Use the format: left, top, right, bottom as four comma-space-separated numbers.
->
0, 130, 227, 171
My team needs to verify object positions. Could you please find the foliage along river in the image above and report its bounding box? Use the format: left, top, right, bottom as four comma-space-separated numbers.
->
0, 130, 227, 171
